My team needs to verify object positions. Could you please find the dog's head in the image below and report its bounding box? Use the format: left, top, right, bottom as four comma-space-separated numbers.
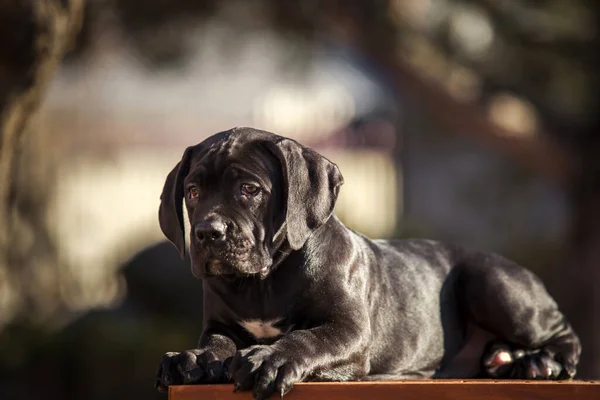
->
159, 127, 344, 279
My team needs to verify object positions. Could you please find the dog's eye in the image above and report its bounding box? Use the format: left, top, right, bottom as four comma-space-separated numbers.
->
188, 186, 200, 199
241, 183, 260, 196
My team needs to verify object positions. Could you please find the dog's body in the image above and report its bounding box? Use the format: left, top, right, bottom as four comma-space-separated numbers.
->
156, 127, 580, 399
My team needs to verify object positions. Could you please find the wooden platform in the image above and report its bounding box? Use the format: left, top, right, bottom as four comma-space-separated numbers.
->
169, 380, 600, 400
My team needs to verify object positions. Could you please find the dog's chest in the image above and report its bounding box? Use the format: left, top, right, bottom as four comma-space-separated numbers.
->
226, 276, 304, 341
231, 301, 297, 342
238, 318, 285, 340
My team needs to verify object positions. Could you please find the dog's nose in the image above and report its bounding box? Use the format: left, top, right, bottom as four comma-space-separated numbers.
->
194, 219, 227, 244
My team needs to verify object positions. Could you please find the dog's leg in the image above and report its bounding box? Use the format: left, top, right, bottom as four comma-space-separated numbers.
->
228, 318, 369, 399
459, 252, 581, 380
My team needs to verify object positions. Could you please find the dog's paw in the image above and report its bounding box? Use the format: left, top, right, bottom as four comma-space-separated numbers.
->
483, 343, 576, 380
155, 349, 230, 392
229, 345, 302, 400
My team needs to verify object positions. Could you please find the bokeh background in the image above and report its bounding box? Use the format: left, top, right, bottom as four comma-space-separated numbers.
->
0, 1, 598, 399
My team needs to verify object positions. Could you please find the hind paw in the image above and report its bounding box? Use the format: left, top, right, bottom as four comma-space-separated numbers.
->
483, 343, 575, 380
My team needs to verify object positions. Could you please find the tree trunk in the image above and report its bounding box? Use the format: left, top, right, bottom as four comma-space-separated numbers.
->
0, 0, 83, 327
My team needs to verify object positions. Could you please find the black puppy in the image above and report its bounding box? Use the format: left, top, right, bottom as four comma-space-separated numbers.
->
155, 127, 580, 399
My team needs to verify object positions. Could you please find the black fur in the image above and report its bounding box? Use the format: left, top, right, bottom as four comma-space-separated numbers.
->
155, 127, 581, 399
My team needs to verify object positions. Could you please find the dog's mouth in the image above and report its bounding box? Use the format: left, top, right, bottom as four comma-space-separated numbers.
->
205, 258, 231, 275
192, 256, 271, 280
190, 253, 253, 278
190, 239, 274, 279
206, 259, 270, 278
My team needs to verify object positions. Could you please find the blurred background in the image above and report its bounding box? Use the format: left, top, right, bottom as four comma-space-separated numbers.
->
0, 0, 598, 399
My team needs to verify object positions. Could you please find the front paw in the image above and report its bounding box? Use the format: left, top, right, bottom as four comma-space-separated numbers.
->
155, 349, 230, 392
229, 345, 303, 400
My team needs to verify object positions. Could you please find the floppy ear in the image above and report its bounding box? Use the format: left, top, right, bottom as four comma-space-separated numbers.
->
159, 147, 193, 258
267, 138, 344, 250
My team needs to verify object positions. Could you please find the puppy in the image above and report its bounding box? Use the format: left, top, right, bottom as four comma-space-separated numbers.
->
155, 127, 580, 399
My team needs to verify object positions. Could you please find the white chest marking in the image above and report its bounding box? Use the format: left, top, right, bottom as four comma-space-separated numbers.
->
239, 319, 283, 339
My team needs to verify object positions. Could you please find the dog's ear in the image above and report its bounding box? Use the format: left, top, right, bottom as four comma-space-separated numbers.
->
159, 147, 193, 258
267, 138, 344, 250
